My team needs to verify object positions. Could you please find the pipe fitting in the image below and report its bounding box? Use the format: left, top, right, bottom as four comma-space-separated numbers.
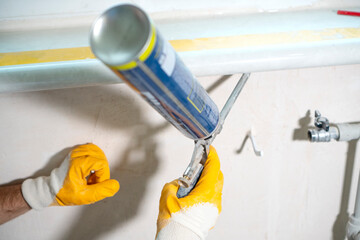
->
307, 110, 360, 142
308, 127, 339, 142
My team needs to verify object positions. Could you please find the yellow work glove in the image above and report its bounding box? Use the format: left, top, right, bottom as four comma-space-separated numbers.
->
156, 146, 223, 240
21, 143, 119, 210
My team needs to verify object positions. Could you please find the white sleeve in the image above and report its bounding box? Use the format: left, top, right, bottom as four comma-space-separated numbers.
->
21, 155, 70, 210
156, 221, 201, 240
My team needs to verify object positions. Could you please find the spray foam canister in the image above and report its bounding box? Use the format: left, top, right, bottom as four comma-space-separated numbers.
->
90, 4, 219, 140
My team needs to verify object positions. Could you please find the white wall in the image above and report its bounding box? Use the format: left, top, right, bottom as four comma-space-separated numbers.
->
0, 65, 359, 239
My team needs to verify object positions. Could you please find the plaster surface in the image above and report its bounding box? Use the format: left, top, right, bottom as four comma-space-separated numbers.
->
0, 65, 359, 239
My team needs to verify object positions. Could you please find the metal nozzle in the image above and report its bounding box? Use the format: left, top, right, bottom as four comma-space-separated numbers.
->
178, 177, 191, 188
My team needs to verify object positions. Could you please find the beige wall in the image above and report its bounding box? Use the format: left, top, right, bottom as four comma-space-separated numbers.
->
0, 65, 359, 239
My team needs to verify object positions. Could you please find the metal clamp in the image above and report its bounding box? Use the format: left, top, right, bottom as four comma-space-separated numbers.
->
248, 130, 263, 157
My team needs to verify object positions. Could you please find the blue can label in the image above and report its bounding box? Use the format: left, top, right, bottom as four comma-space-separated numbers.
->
114, 29, 219, 139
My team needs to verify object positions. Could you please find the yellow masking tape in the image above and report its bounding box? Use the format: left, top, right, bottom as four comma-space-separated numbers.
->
0, 47, 95, 66
0, 28, 359, 67
170, 28, 360, 51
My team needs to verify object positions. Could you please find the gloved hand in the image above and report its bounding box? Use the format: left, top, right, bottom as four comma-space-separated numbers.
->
21, 143, 120, 210
156, 146, 223, 240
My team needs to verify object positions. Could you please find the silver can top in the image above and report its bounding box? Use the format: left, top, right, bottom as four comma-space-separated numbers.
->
90, 4, 151, 66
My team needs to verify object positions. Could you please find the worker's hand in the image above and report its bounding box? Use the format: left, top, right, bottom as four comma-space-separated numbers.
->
156, 146, 223, 240
21, 143, 120, 210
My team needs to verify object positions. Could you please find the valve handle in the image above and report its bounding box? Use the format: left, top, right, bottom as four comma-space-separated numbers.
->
314, 110, 330, 131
